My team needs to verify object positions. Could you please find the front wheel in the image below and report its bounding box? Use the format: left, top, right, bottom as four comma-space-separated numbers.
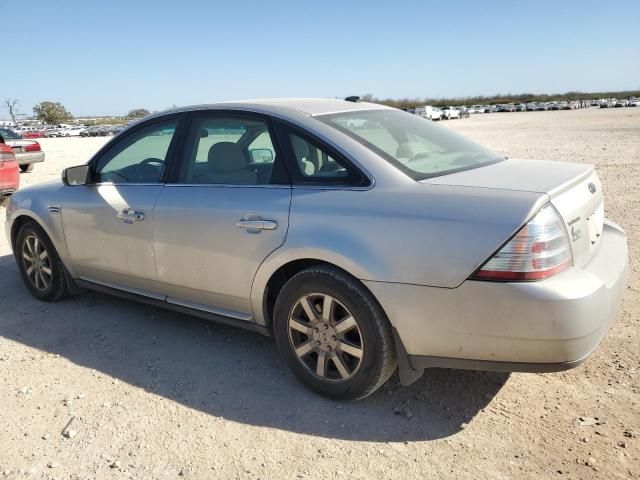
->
273, 266, 397, 400
20, 164, 34, 173
15, 221, 68, 301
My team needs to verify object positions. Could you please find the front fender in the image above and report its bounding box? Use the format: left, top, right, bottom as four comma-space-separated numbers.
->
5, 185, 76, 276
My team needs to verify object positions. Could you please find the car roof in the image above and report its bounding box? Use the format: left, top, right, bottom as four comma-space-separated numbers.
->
165, 98, 393, 117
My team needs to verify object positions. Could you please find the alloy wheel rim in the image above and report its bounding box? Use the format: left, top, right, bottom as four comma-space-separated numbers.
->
288, 293, 364, 382
22, 234, 53, 291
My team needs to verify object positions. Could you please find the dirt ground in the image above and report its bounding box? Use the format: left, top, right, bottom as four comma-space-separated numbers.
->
0, 107, 638, 479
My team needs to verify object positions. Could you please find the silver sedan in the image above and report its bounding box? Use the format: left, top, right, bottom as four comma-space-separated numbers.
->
4, 98, 629, 400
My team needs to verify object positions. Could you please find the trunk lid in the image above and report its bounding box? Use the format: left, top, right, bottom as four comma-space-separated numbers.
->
421, 158, 604, 267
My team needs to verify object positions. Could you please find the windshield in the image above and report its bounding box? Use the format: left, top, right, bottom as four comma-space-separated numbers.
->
316, 109, 504, 180
0, 128, 21, 139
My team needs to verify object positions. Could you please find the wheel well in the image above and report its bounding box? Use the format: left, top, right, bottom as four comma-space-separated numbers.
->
10, 215, 36, 250
263, 259, 354, 326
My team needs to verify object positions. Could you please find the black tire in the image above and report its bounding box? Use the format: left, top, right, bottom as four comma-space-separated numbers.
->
15, 221, 68, 302
20, 164, 34, 173
273, 266, 397, 400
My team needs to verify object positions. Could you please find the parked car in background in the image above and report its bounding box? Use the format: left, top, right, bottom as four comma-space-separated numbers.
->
13, 126, 40, 137
21, 129, 45, 139
0, 128, 45, 172
97, 125, 115, 136
0, 136, 19, 207
441, 106, 460, 119
45, 128, 61, 137
614, 99, 628, 107
414, 106, 443, 120
628, 98, 640, 107
57, 126, 86, 137
515, 104, 526, 112
457, 106, 470, 118
112, 124, 129, 135
5, 98, 629, 399
80, 126, 96, 137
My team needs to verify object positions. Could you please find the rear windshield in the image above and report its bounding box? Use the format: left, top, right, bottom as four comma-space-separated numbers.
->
316, 109, 503, 180
0, 128, 21, 140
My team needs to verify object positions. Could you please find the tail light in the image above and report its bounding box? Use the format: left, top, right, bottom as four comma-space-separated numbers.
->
471, 204, 573, 281
0, 143, 15, 167
24, 142, 41, 152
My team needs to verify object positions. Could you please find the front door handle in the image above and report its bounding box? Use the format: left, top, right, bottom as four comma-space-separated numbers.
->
237, 216, 278, 231
117, 208, 145, 222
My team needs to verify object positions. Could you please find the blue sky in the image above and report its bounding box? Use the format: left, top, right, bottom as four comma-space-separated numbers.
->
2, 0, 639, 117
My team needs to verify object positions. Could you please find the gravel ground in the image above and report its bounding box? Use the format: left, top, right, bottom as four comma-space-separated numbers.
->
0, 107, 638, 479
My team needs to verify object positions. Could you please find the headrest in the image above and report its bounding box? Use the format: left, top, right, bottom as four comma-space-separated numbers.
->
291, 135, 310, 159
396, 142, 428, 160
207, 142, 247, 173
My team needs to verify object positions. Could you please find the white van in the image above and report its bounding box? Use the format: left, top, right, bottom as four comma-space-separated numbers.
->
414, 105, 443, 120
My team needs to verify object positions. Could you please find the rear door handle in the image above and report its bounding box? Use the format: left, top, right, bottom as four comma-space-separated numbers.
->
237, 217, 278, 231
117, 208, 145, 222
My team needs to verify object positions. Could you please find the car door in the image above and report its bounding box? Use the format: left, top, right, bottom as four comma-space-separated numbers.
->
152, 111, 291, 318
61, 116, 182, 294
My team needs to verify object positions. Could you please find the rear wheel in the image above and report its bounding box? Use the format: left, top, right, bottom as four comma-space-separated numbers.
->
15, 221, 68, 301
273, 266, 397, 400
20, 164, 34, 173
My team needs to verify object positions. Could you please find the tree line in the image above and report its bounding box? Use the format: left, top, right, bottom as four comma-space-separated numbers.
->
2, 99, 152, 125
3, 89, 640, 124
361, 89, 640, 109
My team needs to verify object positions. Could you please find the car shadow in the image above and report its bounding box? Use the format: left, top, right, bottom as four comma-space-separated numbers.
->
0, 253, 508, 442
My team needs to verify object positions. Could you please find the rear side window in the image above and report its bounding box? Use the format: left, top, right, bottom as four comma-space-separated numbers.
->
289, 133, 349, 179
278, 126, 369, 187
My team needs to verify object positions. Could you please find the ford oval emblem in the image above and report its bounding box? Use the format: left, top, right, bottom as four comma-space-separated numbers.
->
588, 182, 597, 194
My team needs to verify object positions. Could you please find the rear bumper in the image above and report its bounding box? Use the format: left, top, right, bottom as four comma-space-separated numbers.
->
15, 151, 45, 165
365, 220, 629, 372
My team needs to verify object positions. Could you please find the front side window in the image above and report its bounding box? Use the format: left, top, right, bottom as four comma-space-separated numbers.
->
94, 120, 178, 183
317, 109, 504, 180
179, 115, 279, 185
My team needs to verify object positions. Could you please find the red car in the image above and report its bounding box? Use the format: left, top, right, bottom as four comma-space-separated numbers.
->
0, 138, 19, 206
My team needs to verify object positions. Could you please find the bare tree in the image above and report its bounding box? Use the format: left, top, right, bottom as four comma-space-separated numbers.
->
3, 99, 19, 124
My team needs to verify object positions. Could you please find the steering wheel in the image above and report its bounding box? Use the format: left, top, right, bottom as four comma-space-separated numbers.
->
140, 157, 164, 166
102, 171, 129, 182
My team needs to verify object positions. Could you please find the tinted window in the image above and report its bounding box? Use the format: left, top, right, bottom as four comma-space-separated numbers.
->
94, 120, 177, 183
317, 109, 503, 180
179, 116, 278, 185
0, 128, 21, 140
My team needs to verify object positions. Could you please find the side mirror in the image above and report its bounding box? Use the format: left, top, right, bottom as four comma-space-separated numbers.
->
62, 165, 90, 186
249, 148, 274, 163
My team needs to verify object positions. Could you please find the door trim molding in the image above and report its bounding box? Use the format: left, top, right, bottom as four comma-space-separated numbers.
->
75, 279, 271, 337
166, 297, 253, 322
